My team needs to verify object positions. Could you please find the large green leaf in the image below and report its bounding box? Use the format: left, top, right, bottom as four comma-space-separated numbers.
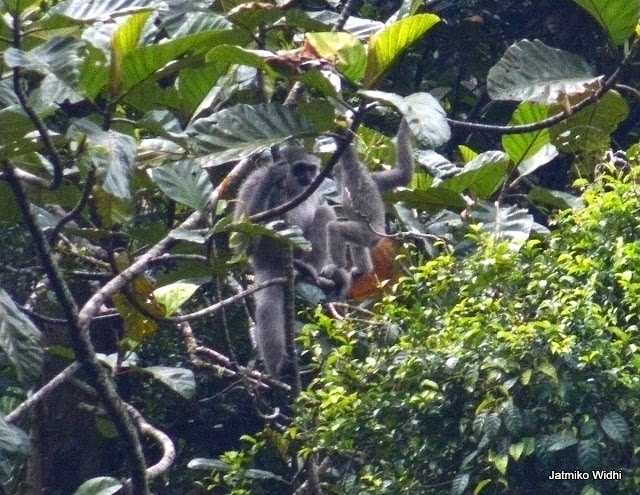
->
440, 151, 509, 199
487, 39, 600, 103
468, 201, 534, 247
50, 0, 159, 21
0, 289, 43, 387
359, 90, 450, 148
110, 11, 151, 93
72, 477, 122, 495
550, 90, 628, 153
148, 159, 213, 211
144, 366, 196, 399
502, 102, 551, 164
305, 32, 367, 83
68, 119, 136, 200
385, 188, 466, 211
189, 103, 321, 166
528, 186, 584, 211
570, 0, 639, 45
363, 14, 440, 87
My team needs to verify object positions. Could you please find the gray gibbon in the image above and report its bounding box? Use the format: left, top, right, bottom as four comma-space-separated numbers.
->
321, 118, 413, 281
234, 147, 349, 376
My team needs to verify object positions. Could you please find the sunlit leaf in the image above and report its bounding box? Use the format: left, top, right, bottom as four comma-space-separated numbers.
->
487, 39, 601, 103
502, 102, 550, 164
305, 32, 367, 82
364, 14, 440, 87
441, 151, 509, 199
153, 281, 204, 317
570, 0, 639, 45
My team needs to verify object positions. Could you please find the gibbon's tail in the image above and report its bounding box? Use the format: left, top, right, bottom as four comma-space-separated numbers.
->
253, 283, 286, 376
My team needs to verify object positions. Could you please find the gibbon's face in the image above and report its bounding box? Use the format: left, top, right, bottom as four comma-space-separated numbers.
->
291, 161, 318, 187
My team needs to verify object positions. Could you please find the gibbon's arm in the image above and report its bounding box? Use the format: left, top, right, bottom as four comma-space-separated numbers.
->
372, 118, 413, 193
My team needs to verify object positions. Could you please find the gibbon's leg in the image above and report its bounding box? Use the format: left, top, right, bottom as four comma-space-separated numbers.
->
326, 220, 380, 276
252, 263, 288, 376
302, 204, 335, 271
350, 244, 374, 278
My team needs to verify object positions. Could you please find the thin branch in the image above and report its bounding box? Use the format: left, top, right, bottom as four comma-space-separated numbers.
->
2, 161, 149, 495
10, 13, 64, 190
6, 363, 82, 424
169, 277, 287, 323
0, 166, 52, 187
332, 0, 362, 32
49, 166, 96, 244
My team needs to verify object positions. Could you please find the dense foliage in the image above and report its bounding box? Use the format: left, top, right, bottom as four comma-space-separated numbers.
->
1, 0, 640, 494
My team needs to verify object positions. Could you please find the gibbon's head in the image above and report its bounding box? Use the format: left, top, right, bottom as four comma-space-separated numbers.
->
281, 147, 320, 188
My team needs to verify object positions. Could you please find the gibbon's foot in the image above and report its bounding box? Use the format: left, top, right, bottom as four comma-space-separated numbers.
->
320, 264, 351, 300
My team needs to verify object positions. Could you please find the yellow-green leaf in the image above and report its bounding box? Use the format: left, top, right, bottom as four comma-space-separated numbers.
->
110, 11, 152, 94
305, 32, 366, 83
154, 281, 202, 317
364, 14, 439, 88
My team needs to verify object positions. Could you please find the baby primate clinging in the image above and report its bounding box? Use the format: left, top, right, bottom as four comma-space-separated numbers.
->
322, 118, 413, 282
234, 147, 347, 376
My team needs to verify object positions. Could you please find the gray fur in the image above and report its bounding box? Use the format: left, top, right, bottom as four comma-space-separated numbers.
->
322, 119, 413, 279
234, 148, 347, 375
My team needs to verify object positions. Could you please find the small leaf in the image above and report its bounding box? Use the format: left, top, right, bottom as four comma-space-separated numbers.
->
0, 415, 30, 456
0, 289, 43, 387
546, 431, 578, 451
72, 477, 122, 495
144, 366, 196, 399
509, 442, 524, 461
188, 458, 232, 471
600, 411, 630, 444
578, 440, 600, 471
493, 453, 508, 475
451, 473, 469, 495
473, 479, 492, 495
153, 281, 203, 317
364, 14, 440, 87
537, 360, 558, 381
487, 39, 600, 103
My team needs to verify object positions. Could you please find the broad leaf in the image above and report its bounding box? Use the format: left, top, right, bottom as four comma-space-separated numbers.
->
440, 151, 509, 199
468, 201, 534, 247
550, 90, 628, 153
570, 0, 639, 45
110, 11, 151, 94
189, 104, 321, 166
148, 159, 213, 211
386, 188, 466, 211
578, 440, 600, 471
528, 186, 584, 211
144, 366, 196, 399
364, 14, 440, 87
502, 102, 550, 164
50, 0, 160, 21
305, 32, 367, 83
71, 477, 122, 495
359, 90, 451, 148
487, 39, 601, 103
451, 473, 470, 495
0, 414, 30, 456
154, 280, 204, 317
68, 119, 137, 200
0, 289, 43, 387
516, 144, 558, 180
